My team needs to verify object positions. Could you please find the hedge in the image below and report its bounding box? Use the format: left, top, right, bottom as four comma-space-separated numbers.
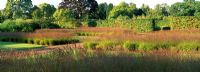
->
0, 19, 59, 32
96, 19, 154, 32
170, 16, 200, 30
0, 37, 79, 46
83, 40, 200, 51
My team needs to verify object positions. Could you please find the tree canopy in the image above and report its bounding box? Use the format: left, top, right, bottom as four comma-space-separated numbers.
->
4, 0, 33, 19
59, 0, 98, 19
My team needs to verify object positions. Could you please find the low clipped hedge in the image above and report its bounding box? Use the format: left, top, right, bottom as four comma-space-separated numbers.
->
96, 19, 154, 32
76, 32, 101, 36
83, 40, 200, 51
0, 37, 79, 46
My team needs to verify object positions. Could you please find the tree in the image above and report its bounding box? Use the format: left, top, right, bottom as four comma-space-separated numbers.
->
108, 2, 134, 19
53, 8, 78, 28
141, 4, 150, 16
0, 10, 5, 23
53, 8, 75, 22
4, 0, 33, 19
3, 0, 14, 18
38, 3, 56, 19
170, 2, 195, 16
194, 1, 200, 12
31, 6, 43, 19
97, 3, 113, 19
184, 0, 195, 3
194, 12, 200, 19
59, 0, 98, 19
128, 3, 137, 17
147, 3, 169, 19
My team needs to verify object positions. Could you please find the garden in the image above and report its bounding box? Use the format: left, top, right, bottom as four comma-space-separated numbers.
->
1, 0, 200, 72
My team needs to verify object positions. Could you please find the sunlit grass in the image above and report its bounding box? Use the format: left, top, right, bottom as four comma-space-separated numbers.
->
0, 41, 44, 50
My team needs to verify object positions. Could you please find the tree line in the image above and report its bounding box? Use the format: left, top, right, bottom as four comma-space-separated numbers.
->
0, 0, 200, 32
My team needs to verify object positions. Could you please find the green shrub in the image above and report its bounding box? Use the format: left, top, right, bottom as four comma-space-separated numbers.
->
47, 39, 54, 46
87, 20, 97, 27
177, 41, 199, 51
83, 42, 97, 49
123, 41, 137, 50
57, 21, 78, 29
34, 39, 41, 45
96, 40, 118, 50
155, 41, 176, 50
137, 42, 157, 51
27, 38, 34, 44
39, 40, 45, 45
0, 19, 17, 32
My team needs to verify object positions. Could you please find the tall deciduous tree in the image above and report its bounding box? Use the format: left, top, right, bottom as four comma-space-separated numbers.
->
170, 2, 195, 16
59, 0, 98, 19
53, 8, 74, 22
141, 4, 150, 16
4, 0, 33, 19
3, 0, 14, 18
147, 3, 169, 19
97, 3, 113, 19
38, 3, 56, 19
0, 10, 5, 23
108, 2, 137, 19
31, 6, 43, 19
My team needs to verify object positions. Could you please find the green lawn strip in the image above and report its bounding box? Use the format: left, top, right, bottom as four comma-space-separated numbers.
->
0, 41, 44, 50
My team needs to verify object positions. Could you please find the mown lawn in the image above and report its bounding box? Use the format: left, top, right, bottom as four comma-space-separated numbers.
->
0, 41, 44, 50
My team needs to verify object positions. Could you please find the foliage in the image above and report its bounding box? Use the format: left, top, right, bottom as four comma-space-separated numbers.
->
170, 16, 200, 30
80, 40, 200, 51
96, 18, 154, 32
38, 3, 56, 19
31, 6, 43, 19
4, 0, 33, 19
0, 37, 79, 46
87, 20, 97, 27
177, 41, 199, 51
76, 32, 99, 36
170, 2, 195, 16
59, 0, 98, 19
108, 2, 137, 19
194, 12, 200, 19
96, 40, 119, 50
0, 19, 59, 32
123, 41, 136, 50
53, 8, 77, 28
83, 41, 97, 49
137, 42, 158, 51
97, 3, 113, 19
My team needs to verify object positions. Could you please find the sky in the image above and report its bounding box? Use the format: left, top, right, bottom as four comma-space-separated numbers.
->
0, 0, 184, 9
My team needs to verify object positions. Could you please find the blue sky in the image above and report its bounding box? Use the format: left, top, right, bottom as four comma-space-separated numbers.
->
0, 0, 184, 9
